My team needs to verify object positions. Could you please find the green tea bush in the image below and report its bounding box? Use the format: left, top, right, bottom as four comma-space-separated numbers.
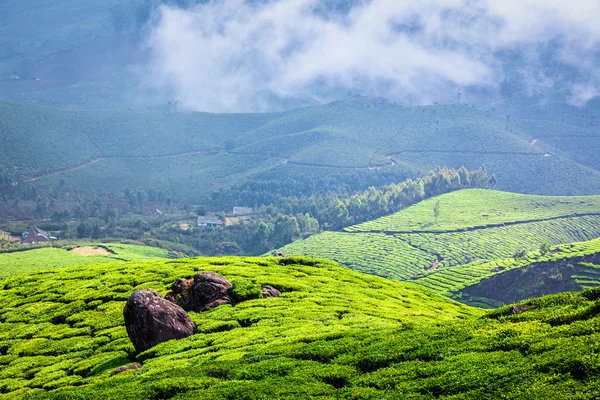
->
1, 256, 600, 399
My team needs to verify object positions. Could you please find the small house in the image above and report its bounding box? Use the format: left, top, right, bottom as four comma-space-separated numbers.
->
197, 216, 220, 228
232, 207, 253, 216
21, 232, 49, 245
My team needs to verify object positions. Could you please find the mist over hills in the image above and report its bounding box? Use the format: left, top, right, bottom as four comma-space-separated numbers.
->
2, 0, 600, 113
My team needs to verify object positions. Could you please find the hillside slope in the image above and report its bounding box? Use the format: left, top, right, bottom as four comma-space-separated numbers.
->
279, 190, 600, 280
0, 256, 475, 398
0, 243, 172, 278
3, 99, 600, 200
1, 257, 600, 398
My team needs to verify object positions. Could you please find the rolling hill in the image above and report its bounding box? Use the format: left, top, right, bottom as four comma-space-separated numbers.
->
1, 256, 600, 398
3, 98, 600, 202
0, 243, 172, 279
278, 189, 600, 283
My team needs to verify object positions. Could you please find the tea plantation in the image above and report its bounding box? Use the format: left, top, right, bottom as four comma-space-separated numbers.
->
4, 100, 600, 201
414, 238, 600, 304
279, 190, 600, 280
0, 256, 475, 398
346, 189, 600, 233
1, 256, 600, 398
0, 243, 171, 278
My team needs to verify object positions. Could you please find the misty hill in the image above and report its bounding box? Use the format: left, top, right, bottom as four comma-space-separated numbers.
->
3, 98, 600, 201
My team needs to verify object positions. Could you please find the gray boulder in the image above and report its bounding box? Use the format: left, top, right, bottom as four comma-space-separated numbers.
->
166, 272, 232, 312
262, 285, 281, 298
123, 290, 194, 353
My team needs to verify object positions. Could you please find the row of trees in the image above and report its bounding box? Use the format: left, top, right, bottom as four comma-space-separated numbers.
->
0, 164, 494, 256
265, 165, 495, 230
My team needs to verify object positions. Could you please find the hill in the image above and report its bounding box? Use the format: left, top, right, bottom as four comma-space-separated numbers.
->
1, 256, 600, 398
3, 99, 600, 202
278, 190, 600, 281
0, 243, 172, 278
414, 237, 600, 307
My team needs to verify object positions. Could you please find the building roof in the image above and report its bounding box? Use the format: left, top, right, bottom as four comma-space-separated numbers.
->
197, 216, 220, 224
21, 233, 49, 244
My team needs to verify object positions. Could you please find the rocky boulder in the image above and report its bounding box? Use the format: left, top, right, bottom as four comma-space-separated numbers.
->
261, 285, 281, 298
166, 272, 232, 312
123, 290, 194, 353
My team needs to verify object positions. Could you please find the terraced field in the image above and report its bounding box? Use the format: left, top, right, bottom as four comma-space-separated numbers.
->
279, 190, 600, 281
414, 238, 600, 293
0, 256, 478, 398
4, 99, 600, 201
3, 255, 600, 398
347, 189, 600, 233
278, 232, 433, 280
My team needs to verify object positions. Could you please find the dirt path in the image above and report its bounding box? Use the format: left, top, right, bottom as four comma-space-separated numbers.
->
24, 158, 104, 182
386, 149, 551, 157
20, 149, 221, 183
229, 150, 395, 170
23, 146, 549, 184
425, 259, 440, 272
70, 246, 114, 256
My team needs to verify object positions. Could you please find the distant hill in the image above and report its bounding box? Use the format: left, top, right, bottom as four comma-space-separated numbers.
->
3, 99, 600, 201
278, 190, 600, 281
2, 255, 600, 398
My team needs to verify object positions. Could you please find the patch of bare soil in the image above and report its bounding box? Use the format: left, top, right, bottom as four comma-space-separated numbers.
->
425, 259, 440, 273
70, 246, 114, 256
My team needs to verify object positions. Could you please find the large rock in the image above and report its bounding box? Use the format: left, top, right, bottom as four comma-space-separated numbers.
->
166, 272, 233, 312
262, 285, 281, 298
123, 290, 194, 353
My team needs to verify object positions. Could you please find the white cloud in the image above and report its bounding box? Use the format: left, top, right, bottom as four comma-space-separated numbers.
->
141, 0, 600, 112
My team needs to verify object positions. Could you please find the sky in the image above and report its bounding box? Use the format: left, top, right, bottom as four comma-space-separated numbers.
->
141, 0, 600, 112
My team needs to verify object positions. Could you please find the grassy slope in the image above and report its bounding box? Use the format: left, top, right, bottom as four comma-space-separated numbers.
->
0, 0, 116, 74
1, 257, 600, 398
347, 189, 600, 233
0, 244, 170, 278
415, 238, 600, 302
279, 190, 600, 280
3, 100, 600, 200
0, 256, 476, 398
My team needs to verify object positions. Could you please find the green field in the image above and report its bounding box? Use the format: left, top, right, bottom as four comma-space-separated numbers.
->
2, 256, 600, 398
3, 100, 600, 202
413, 238, 600, 304
279, 190, 600, 281
347, 189, 600, 233
0, 244, 171, 278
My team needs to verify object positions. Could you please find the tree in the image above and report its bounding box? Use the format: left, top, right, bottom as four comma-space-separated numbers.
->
197, 206, 207, 216
433, 200, 441, 224
214, 242, 242, 256
540, 241, 551, 255
77, 223, 89, 238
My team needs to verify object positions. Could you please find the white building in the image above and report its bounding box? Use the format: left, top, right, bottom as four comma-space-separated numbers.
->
197, 216, 220, 227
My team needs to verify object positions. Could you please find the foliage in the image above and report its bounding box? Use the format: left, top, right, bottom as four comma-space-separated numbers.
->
279, 189, 600, 281
0, 243, 171, 278
416, 237, 600, 306
1, 257, 600, 398
0, 256, 475, 398
347, 189, 600, 233
2, 100, 600, 208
